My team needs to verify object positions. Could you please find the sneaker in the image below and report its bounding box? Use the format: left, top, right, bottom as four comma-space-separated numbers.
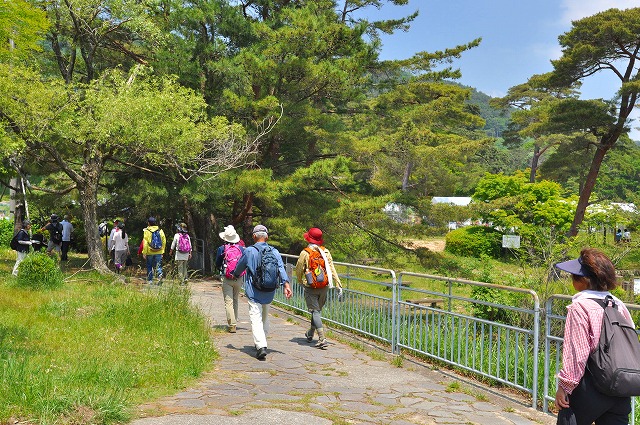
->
228, 325, 237, 333
315, 338, 328, 349
256, 347, 267, 360
305, 330, 313, 343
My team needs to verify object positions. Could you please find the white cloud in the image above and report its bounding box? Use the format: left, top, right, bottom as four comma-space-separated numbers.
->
561, 0, 637, 24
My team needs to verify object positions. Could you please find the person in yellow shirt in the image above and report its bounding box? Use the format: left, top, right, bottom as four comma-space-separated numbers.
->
141, 217, 166, 285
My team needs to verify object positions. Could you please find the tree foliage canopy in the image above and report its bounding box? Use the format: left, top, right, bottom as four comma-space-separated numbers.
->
4, 1, 640, 271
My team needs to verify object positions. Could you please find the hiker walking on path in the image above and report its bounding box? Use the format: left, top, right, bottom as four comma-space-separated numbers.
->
11, 219, 33, 276
108, 219, 120, 263
295, 227, 342, 349
142, 217, 166, 285
554, 248, 634, 425
215, 225, 245, 333
111, 222, 129, 273
623, 228, 631, 243
169, 223, 192, 285
40, 213, 63, 255
60, 215, 73, 261
232, 224, 292, 360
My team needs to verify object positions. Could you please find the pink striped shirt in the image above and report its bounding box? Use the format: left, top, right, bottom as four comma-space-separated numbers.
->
558, 291, 634, 394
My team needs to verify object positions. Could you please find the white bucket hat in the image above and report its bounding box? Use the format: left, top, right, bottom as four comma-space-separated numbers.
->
219, 225, 240, 243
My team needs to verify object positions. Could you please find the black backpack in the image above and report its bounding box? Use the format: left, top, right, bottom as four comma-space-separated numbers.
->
586, 295, 640, 397
10, 231, 21, 250
251, 245, 280, 292
50, 223, 63, 244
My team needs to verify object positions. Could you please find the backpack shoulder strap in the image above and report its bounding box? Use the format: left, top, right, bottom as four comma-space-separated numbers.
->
304, 245, 322, 254
589, 295, 615, 309
252, 244, 267, 254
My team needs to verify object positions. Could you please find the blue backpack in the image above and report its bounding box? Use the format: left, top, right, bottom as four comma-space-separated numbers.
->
149, 229, 162, 250
251, 245, 280, 292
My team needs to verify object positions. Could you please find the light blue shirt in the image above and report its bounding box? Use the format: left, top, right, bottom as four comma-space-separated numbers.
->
234, 241, 288, 304
61, 220, 74, 241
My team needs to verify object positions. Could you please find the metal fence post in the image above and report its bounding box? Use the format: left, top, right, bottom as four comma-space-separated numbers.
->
531, 294, 540, 409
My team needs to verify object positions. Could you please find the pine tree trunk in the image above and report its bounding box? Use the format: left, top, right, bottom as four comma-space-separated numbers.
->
529, 146, 540, 183
568, 146, 608, 237
79, 166, 110, 273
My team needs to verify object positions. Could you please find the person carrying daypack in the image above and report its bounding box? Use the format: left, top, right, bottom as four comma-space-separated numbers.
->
142, 217, 166, 285
554, 248, 636, 425
111, 221, 129, 273
169, 223, 192, 285
40, 213, 63, 256
587, 295, 640, 397
12, 219, 34, 276
215, 225, 245, 333
232, 224, 291, 360
295, 227, 343, 350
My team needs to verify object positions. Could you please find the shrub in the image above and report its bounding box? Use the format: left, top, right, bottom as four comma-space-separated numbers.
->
16, 253, 64, 289
445, 226, 503, 258
471, 285, 521, 324
0, 219, 13, 248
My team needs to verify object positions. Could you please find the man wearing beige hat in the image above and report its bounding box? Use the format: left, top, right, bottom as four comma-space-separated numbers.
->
215, 225, 245, 332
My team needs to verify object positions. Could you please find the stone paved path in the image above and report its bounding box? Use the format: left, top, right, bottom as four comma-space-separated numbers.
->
131, 281, 556, 425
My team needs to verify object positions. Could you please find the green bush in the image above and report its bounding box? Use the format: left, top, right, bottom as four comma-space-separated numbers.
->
0, 219, 13, 248
445, 226, 503, 258
16, 252, 64, 289
470, 285, 524, 324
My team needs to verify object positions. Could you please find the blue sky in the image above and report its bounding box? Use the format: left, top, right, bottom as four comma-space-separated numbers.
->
366, 0, 637, 100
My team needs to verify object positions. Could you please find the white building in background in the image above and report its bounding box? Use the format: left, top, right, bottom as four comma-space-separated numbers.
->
431, 197, 473, 230
382, 202, 421, 224
431, 197, 472, 207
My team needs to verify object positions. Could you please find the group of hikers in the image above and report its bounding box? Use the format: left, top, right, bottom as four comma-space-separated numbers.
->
11, 213, 74, 275
212, 224, 342, 358
109, 219, 343, 359
129, 218, 342, 359
11, 214, 343, 360
10, 213, 640, 423
614, 228, 631, 244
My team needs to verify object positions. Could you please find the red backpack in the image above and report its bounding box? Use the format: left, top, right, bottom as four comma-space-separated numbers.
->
303, 246, 328, 288
224, 244, 245, 279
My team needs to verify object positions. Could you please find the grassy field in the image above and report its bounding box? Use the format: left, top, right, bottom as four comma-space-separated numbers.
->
0, 249, 217, 425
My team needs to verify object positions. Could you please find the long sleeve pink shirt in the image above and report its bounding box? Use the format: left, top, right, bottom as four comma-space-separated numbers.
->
558, 290, 634, 394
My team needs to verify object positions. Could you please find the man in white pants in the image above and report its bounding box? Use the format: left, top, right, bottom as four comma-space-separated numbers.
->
232, 224, 292, 360
12, 220, 33, 276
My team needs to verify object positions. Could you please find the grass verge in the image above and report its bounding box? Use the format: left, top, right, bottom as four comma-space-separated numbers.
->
0, 252, 217, 425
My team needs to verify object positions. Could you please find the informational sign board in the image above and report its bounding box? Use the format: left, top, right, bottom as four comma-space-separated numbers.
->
502, 235, 521, 249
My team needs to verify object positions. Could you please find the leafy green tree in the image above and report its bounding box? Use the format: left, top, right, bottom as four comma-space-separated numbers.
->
351, 80, 490, 197
40, 0, 165, 82
0, 66, 256, 271
492, 73, 579, 183
471, 172, 576, 259
0, 0, 48, 62
549, 8, 640, 236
